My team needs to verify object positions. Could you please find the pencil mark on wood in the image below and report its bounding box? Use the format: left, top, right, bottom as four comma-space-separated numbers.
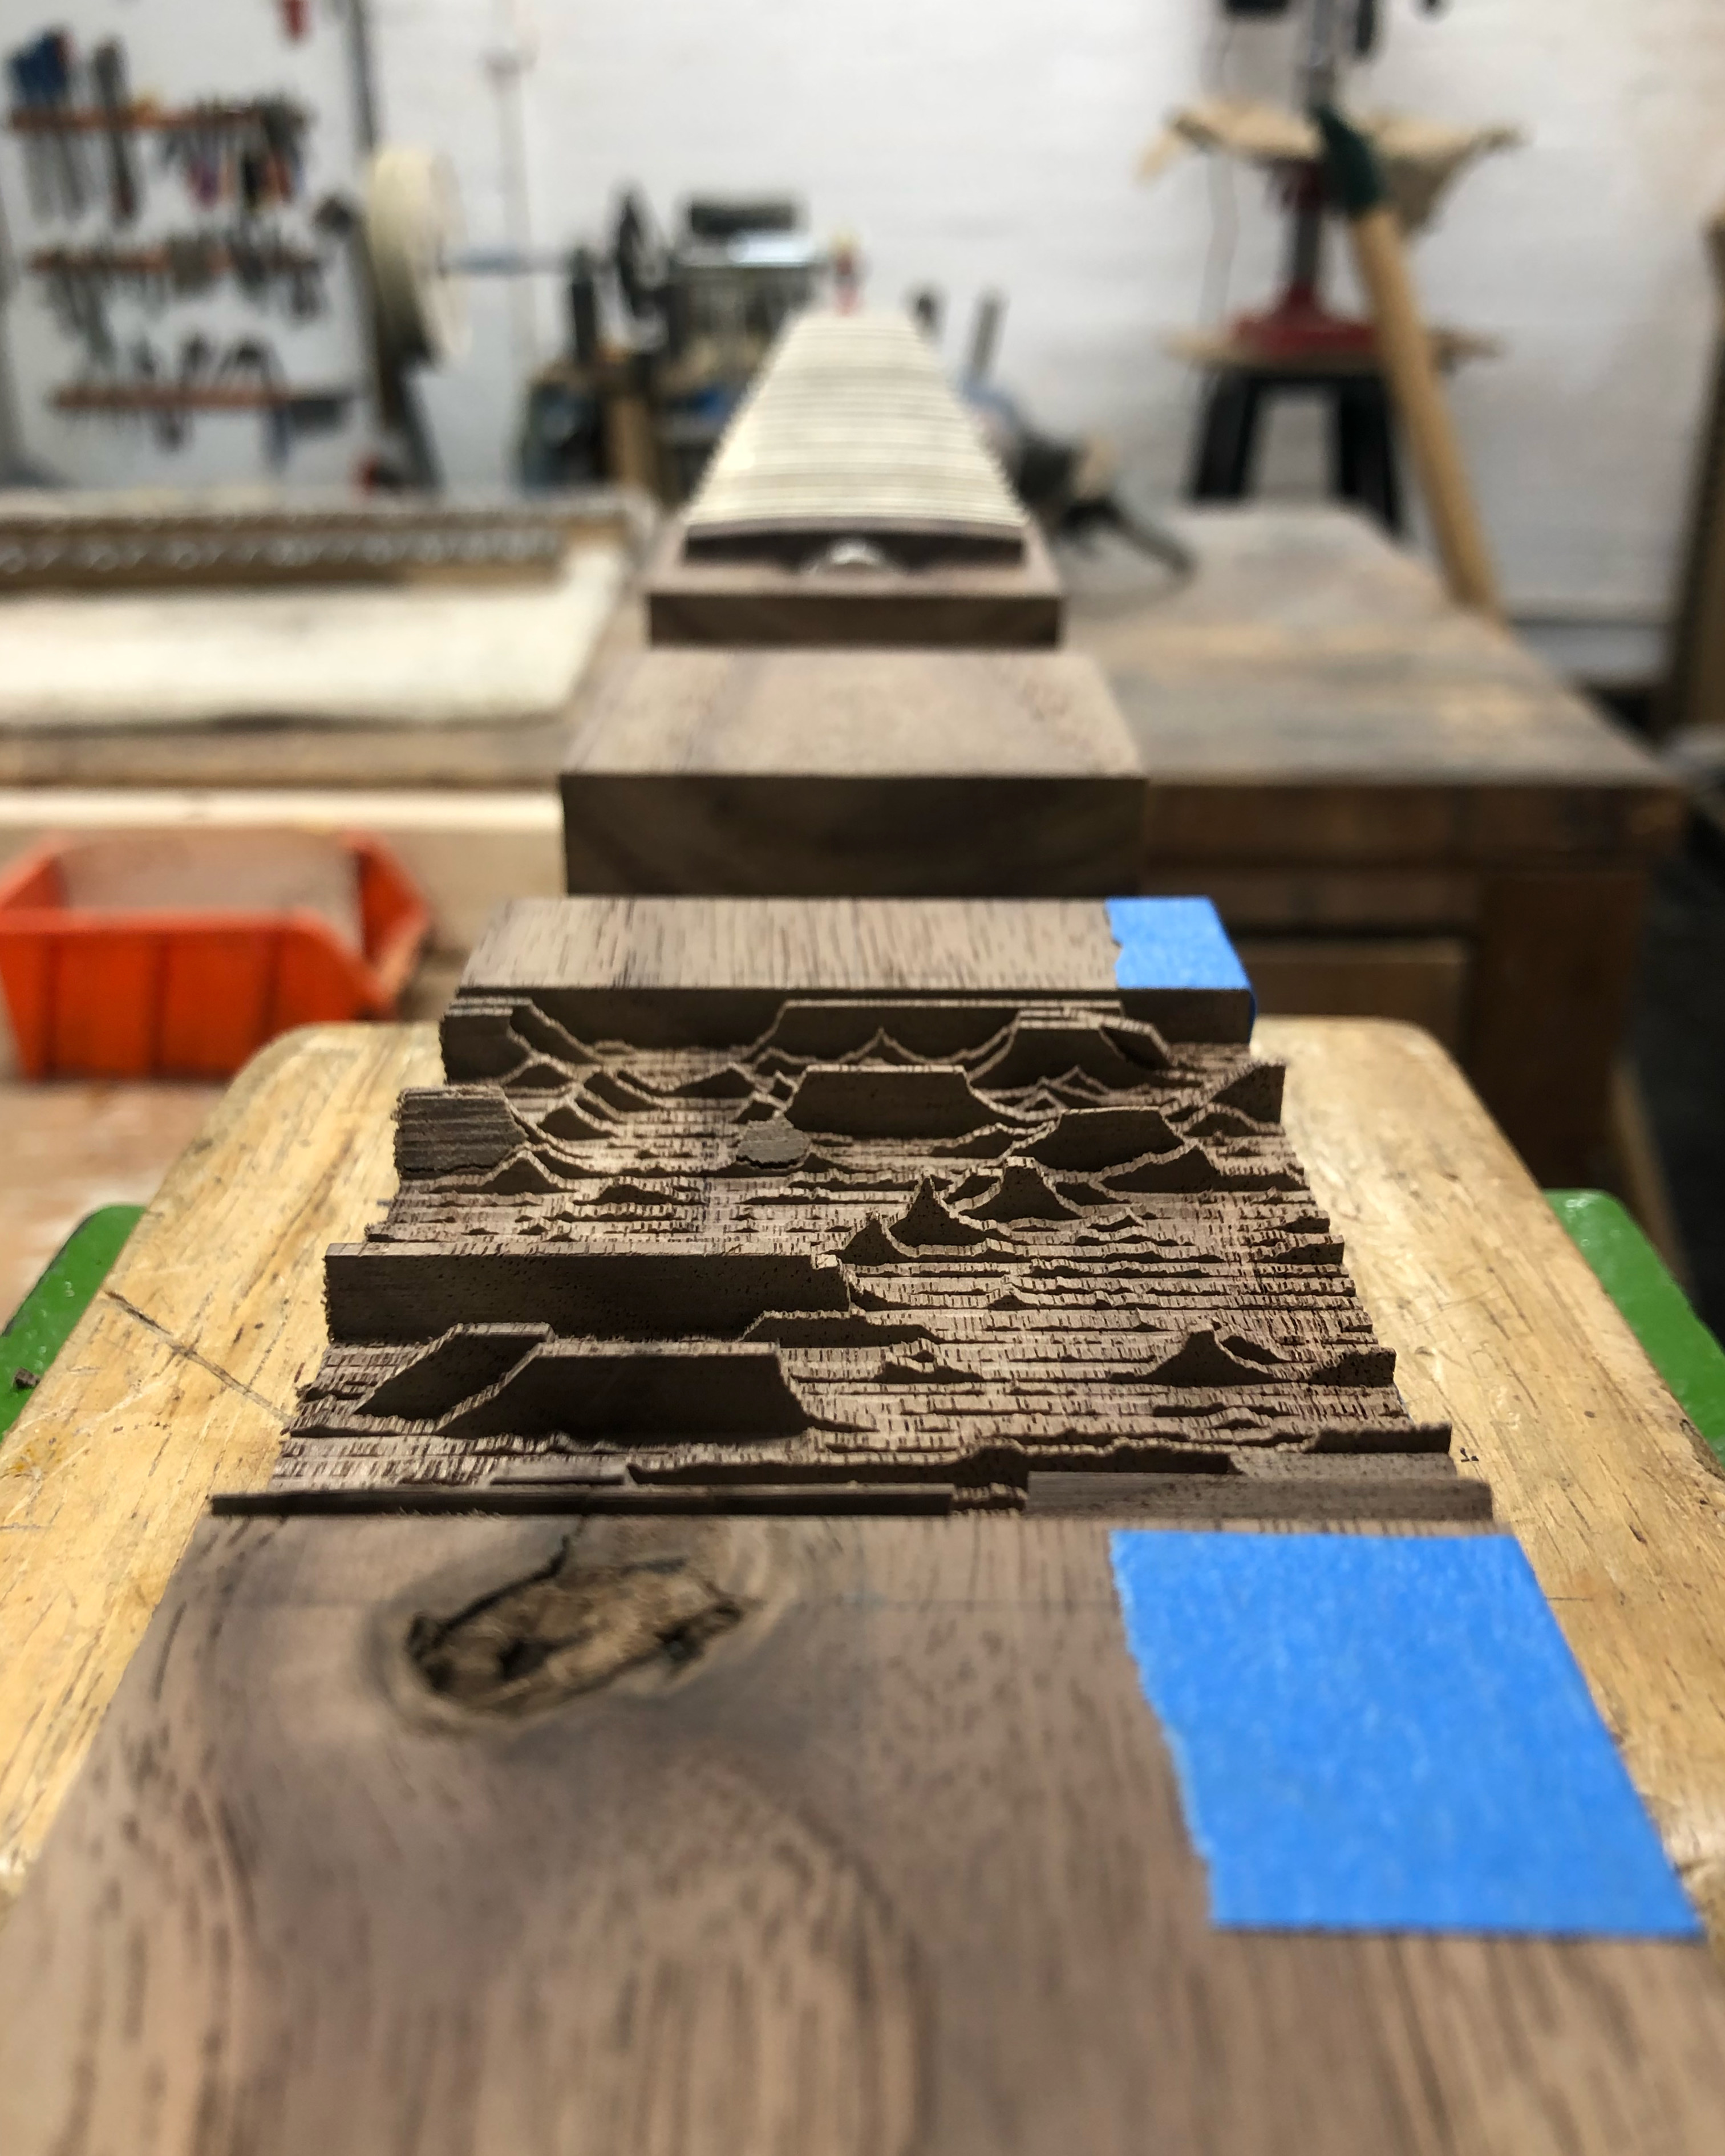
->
102, 1286, 289, 1424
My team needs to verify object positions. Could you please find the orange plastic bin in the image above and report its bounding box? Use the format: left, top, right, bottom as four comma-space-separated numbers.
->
0, 829, 431, 1079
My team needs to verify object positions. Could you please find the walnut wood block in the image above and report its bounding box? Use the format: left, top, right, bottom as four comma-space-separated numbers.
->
560, 649, 1143, 895
453, 894, 1252, 1045
6, 1016, 1725, 1963
3, 1509, 1723, 2156
645, 511, 1064, 648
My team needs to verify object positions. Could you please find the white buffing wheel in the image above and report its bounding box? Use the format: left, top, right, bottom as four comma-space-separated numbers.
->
363, 145, 470, 368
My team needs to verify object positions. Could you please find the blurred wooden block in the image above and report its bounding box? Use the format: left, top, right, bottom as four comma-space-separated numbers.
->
645, 511, 1064, 647
1237, 935, 1471, 1051
561, 648, 1141, 894
0, 484, 650, 591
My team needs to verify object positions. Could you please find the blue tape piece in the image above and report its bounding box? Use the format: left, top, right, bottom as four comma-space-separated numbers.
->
1104, 897, 1250, 994
1109, 1531, 1700, 1938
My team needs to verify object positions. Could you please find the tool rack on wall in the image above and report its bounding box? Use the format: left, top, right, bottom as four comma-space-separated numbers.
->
3, 29, 358, 467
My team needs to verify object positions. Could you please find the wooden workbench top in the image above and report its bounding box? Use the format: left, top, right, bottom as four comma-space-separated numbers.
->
1070, 508, 1678, 861
1, 1013, 1722, 1963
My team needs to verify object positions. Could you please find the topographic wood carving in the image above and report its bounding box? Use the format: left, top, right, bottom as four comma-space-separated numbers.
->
262, 899, 1480, 1522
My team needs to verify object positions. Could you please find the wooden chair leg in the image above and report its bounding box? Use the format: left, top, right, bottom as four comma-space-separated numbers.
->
1332, 376, 1403, 533
1189, 372, 1262, 500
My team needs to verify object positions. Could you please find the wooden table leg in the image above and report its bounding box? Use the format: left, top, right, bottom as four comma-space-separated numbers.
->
1467, 870, 1649, 1186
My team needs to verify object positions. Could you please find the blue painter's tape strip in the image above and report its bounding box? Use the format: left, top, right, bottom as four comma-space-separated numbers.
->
1109, 1531, 1700, 1938
1105, 897, 1252, 996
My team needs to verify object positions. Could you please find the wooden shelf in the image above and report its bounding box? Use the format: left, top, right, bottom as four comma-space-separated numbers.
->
29, 244, 322, 278
51, 383, 355, 414
7, 100, 307, 136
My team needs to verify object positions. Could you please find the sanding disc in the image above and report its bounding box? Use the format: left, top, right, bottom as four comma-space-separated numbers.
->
363, 145, 469, 368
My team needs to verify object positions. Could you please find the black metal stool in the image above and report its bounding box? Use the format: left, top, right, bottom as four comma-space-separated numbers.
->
1188, 365, 1403, 533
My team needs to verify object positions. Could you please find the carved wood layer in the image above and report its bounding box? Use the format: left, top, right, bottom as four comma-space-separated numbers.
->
278, 987, 1476, 1514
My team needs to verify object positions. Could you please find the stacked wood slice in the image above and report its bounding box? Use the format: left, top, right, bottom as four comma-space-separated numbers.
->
643, 310, 1063, 646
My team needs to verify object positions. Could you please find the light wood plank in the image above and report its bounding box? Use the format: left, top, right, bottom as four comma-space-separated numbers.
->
683, 310, 1026, 554
0, 1021, 440, 1919
1264, 1017, 1725, 1941
0, 547, 625, 732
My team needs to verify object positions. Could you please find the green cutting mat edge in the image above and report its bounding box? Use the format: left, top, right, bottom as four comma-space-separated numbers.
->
0, 1205, 145, 1445
1547, 1189, 1725, 1464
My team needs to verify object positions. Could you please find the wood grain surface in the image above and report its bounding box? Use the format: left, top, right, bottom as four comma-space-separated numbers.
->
560, 648, 1142, 894
2, 1509, 1724, 2156
0, 1022, 440, 1919
1067, 508, 1678, 1178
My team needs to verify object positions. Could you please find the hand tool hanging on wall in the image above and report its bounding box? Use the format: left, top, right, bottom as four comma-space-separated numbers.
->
56, 330, 349, 465
6, 30, 88, 220
1315, 103, 1502, 617
157, 100, 306, 215
6, 38, 51, 216
89, 39, 138, 224
32, 229, 327, 363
